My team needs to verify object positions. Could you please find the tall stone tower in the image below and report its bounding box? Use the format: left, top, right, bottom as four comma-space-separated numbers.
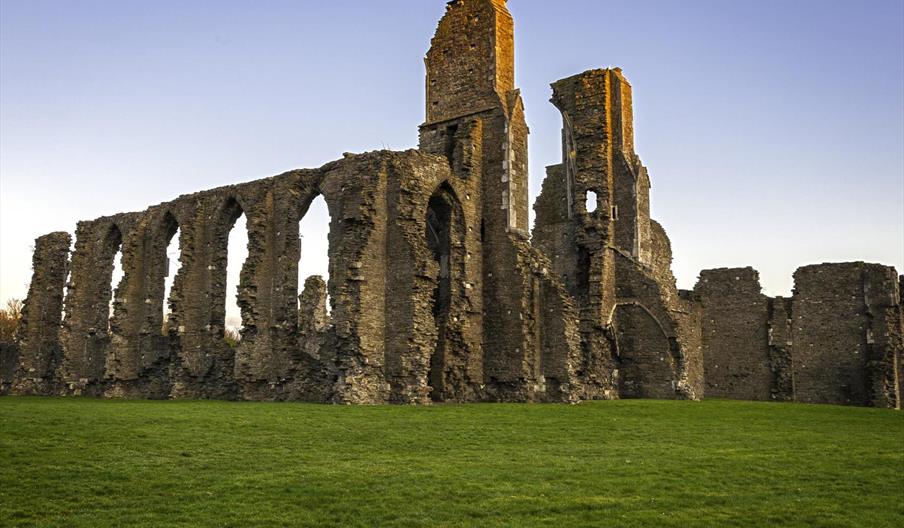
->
419, 0, 544, 399
419, 0, 528, 233
534, 69, 701, 400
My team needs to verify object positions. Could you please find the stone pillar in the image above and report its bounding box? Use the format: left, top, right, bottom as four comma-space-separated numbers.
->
234, 183, 310, 400
167, 198, 237, 399
325, 155, 390, 404
105, 211, 177, 398
59, 220, 124, 395
13, 232, 71, 395
298, 275, 328, 359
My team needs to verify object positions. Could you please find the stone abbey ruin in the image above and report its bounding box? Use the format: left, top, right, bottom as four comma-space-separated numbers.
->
2, 0, 902, 408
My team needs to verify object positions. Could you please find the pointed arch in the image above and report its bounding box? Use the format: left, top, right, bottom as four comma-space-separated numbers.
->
425, 181, 465, 402
158, 211, 181, 330
214, 196, 247, 340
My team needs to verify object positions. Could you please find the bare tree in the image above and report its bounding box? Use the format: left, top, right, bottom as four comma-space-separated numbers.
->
0, 299, 24, 342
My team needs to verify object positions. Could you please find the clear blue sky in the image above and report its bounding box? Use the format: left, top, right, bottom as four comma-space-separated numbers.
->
2, 0, 902, 314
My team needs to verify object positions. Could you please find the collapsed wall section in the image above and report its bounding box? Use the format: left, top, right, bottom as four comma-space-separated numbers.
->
767, 296, 794, 401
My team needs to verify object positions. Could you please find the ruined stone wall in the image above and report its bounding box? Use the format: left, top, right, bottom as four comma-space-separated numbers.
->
0, 342, 18, 395
382, 151, 480, 403
767, 296, 794, 401
792, 263, 902, 407
676, 290, 704, 397
6, 0, 898, 409
532, 164, 578, 292
13, 232, 71, 395
6, 0, 564, 405
541, 71, 619, 399
695, 268, 773, 400
695, 262, 902, 407
612, 228, 700, 400
61, 216, 138, 396
535, 263, 582, 402
425, 0, 513, 126
8, 149, 477, 403
105, 209, 179, 398
899, 275, 904, 409
536, 69, 698, 401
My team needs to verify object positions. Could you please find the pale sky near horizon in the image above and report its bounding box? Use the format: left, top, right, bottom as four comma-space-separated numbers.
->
1, 0, 902, 328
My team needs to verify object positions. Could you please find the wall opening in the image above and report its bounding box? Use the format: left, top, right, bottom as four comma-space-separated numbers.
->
298, 194, 331, 313
426, 186, 454, 401
444, 124, 459, 166
61, 232, 75, 323
586, 190, 598, 214
223, 201, 248, 346
161, 219, 181, 335
106, 227, 124, 331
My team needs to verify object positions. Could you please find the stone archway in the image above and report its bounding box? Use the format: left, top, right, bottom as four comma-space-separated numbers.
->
425, 182, 463, 402
612, 303, 679, 399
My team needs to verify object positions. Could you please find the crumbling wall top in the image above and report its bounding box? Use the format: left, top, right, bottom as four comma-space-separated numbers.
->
425, 0, 514, 124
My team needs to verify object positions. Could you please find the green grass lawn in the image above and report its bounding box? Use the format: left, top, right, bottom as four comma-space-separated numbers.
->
0, 398, 901, 528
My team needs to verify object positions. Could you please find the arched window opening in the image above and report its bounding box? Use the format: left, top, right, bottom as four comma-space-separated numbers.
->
444, 124, 459, 165
61, 232, 75, 323
426, 186, 455, 402
586, 190, 599, 214
224, 210, 248, 346
105, 227, 124, 331
298, 195, 331, 314
161, 224, 181, 334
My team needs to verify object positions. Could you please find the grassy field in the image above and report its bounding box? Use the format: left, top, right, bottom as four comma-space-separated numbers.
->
0, 398, 901, 528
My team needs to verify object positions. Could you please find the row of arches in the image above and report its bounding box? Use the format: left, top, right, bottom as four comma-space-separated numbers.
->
99, 196, 333, 341
45, 169, 490, 402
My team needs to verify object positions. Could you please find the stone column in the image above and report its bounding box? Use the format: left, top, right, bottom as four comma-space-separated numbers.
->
13, 232, 71, 395
105, 211, 177, 398
59, 220, 124, 395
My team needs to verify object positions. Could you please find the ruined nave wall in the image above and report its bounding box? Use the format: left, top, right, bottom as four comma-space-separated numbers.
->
791, 263, 901, 407
695, 268, 773, 401
695, 262, 902, 408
